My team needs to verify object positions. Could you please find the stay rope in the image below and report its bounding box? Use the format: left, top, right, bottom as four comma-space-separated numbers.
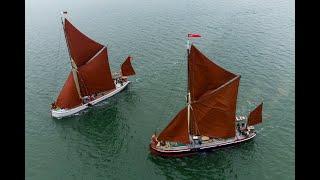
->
155, 47, 188, 134
54, 19, 63, 94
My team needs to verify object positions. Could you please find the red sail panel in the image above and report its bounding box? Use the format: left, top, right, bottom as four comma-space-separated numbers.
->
64, 19, 104, 67
190, 76, 240, 138
188, 45, 237, 101
55, 72, 82, 109
157, 107, 190, 144
121, 56, 135, 76
77, 48, 115, 96
247, 103, 263, 126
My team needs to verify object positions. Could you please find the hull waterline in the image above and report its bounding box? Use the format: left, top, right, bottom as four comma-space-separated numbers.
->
150, 132, 256, 157
51, 81, 130, 118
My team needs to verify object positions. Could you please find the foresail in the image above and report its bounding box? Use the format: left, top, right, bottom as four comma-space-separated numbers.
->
188, 45, 237, 101
121, 56, 135, 76
77, 47, 115, 96
55, 72, 82, 109
157, 107, 190, 144
64, 19, 104, 67
190, 76, 240, 138
247, 103, 263, 126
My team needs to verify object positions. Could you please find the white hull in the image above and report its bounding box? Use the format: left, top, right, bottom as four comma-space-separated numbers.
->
51, 81, 130, 118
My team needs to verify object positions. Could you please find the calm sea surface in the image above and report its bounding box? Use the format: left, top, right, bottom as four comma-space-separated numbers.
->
26, 0, 294, 179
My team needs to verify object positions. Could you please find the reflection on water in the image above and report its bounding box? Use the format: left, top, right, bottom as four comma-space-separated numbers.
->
26, 0, 294, 179
48, 85, 142, 178
53, 98, 129, 172
149, 141, 256, 179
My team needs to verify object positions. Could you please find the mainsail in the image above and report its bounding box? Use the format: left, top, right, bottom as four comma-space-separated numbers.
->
247, 103, 263, 126
121, 56, 135, 76
54, 18, 115, 109
78, 47, 115, 96
190, 76, 240, 138
158, 44, 240, 143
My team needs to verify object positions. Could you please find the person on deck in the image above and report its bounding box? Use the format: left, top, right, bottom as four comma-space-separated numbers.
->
51, 102, 57, 109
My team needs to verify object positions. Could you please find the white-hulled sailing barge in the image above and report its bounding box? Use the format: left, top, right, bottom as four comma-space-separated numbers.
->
150, 34, 263, 157
51, 12, 136, 118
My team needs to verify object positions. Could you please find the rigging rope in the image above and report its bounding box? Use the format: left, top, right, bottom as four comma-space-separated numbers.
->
54, 18, 63, 94
155, 46, 188, 134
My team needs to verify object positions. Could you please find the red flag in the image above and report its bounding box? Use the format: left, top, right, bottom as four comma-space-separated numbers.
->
188, 33, 201, 38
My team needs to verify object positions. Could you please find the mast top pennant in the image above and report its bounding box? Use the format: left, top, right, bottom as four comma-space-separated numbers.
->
187, 33, 201, 38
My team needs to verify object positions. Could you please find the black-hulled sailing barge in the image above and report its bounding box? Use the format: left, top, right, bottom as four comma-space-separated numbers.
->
150, 34, 263, 157
51, 12, 136, 118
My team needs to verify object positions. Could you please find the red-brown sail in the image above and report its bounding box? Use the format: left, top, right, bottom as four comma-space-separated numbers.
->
247, 103, 263, 126
77, 47, 115, 96
190, 76, 240, 138
188, 45, 236, 101
121, 56, 135, 76
157, 45, 240, 143
64, 19, 104, 67
157, 107, 189, 144
55, 72, 82, 109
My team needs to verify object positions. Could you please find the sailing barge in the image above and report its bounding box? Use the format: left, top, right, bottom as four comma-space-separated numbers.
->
51, 12, 135, 118
150, 35, 263, 157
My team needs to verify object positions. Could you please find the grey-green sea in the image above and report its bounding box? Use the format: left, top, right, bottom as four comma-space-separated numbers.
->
26, 0, 294, 179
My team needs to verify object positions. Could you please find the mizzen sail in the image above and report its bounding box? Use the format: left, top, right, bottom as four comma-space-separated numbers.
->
121, 56, 135, 76
247, 103, 263, 126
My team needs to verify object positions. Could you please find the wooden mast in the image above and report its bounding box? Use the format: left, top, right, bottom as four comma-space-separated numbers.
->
186, 37, 192, 143
60, 12, 82, 100
186, 33, 201, 143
